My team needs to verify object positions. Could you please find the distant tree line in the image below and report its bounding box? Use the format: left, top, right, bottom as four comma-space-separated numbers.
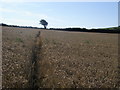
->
0, 23, 119, 33
50, 27, 120, 33
0, 23, 42, 29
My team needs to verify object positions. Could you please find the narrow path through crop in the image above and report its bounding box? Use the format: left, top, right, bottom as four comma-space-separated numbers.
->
2, 26, 42, 88
2, 26, 118, 88
30, 31, 42, 88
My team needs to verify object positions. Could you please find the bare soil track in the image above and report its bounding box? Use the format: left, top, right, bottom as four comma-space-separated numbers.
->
2, 26, 119, 88
2, 26, 41, 88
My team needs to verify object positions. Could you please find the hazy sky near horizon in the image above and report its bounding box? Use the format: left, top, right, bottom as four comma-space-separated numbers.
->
0, 2, 118, 29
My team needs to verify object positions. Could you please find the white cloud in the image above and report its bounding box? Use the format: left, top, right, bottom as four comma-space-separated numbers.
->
0, 8, 16, 13
0, 0, 24, 3
0, 0, 119, 2
0, 7, 48, 19
0, 7, 64, 21
23, 11, 48, 19
0, 7, 65, 28
1, 18, 36, 26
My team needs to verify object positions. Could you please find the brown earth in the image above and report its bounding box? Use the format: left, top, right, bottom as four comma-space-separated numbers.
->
2, 26, 119, 88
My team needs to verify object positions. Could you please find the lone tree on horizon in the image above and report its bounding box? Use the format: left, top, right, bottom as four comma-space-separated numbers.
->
40, 19, 48, 29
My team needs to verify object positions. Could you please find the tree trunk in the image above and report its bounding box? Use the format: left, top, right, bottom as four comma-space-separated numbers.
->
44, 25, 46, 29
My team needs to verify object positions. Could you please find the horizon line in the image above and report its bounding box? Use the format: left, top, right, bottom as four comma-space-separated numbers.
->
0, 23, 119, 29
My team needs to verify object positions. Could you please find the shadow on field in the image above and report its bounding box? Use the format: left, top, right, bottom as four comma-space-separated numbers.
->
30, 31, 42, 88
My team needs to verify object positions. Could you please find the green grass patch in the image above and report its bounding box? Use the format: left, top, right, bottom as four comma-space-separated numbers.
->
84, 40, 90, 44
15, 37, 23, 43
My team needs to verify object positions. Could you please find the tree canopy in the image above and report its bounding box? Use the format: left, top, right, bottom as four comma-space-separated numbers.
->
40, 19, 48, 29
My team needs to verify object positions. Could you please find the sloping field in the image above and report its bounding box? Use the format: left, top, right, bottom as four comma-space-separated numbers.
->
2, 26, 119, 88
2, 26, 41, 88
39, 30, 118, 88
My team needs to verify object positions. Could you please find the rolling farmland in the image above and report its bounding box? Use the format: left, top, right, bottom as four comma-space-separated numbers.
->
2, 26, 119, 88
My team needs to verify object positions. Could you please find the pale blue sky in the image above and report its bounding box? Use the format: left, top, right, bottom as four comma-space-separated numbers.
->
0, 2, 118, 29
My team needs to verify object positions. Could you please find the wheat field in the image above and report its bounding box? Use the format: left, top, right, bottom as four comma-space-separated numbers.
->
2, 26, 119, 88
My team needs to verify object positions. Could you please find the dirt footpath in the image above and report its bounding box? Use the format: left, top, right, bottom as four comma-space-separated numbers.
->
2, 26, 41, 88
